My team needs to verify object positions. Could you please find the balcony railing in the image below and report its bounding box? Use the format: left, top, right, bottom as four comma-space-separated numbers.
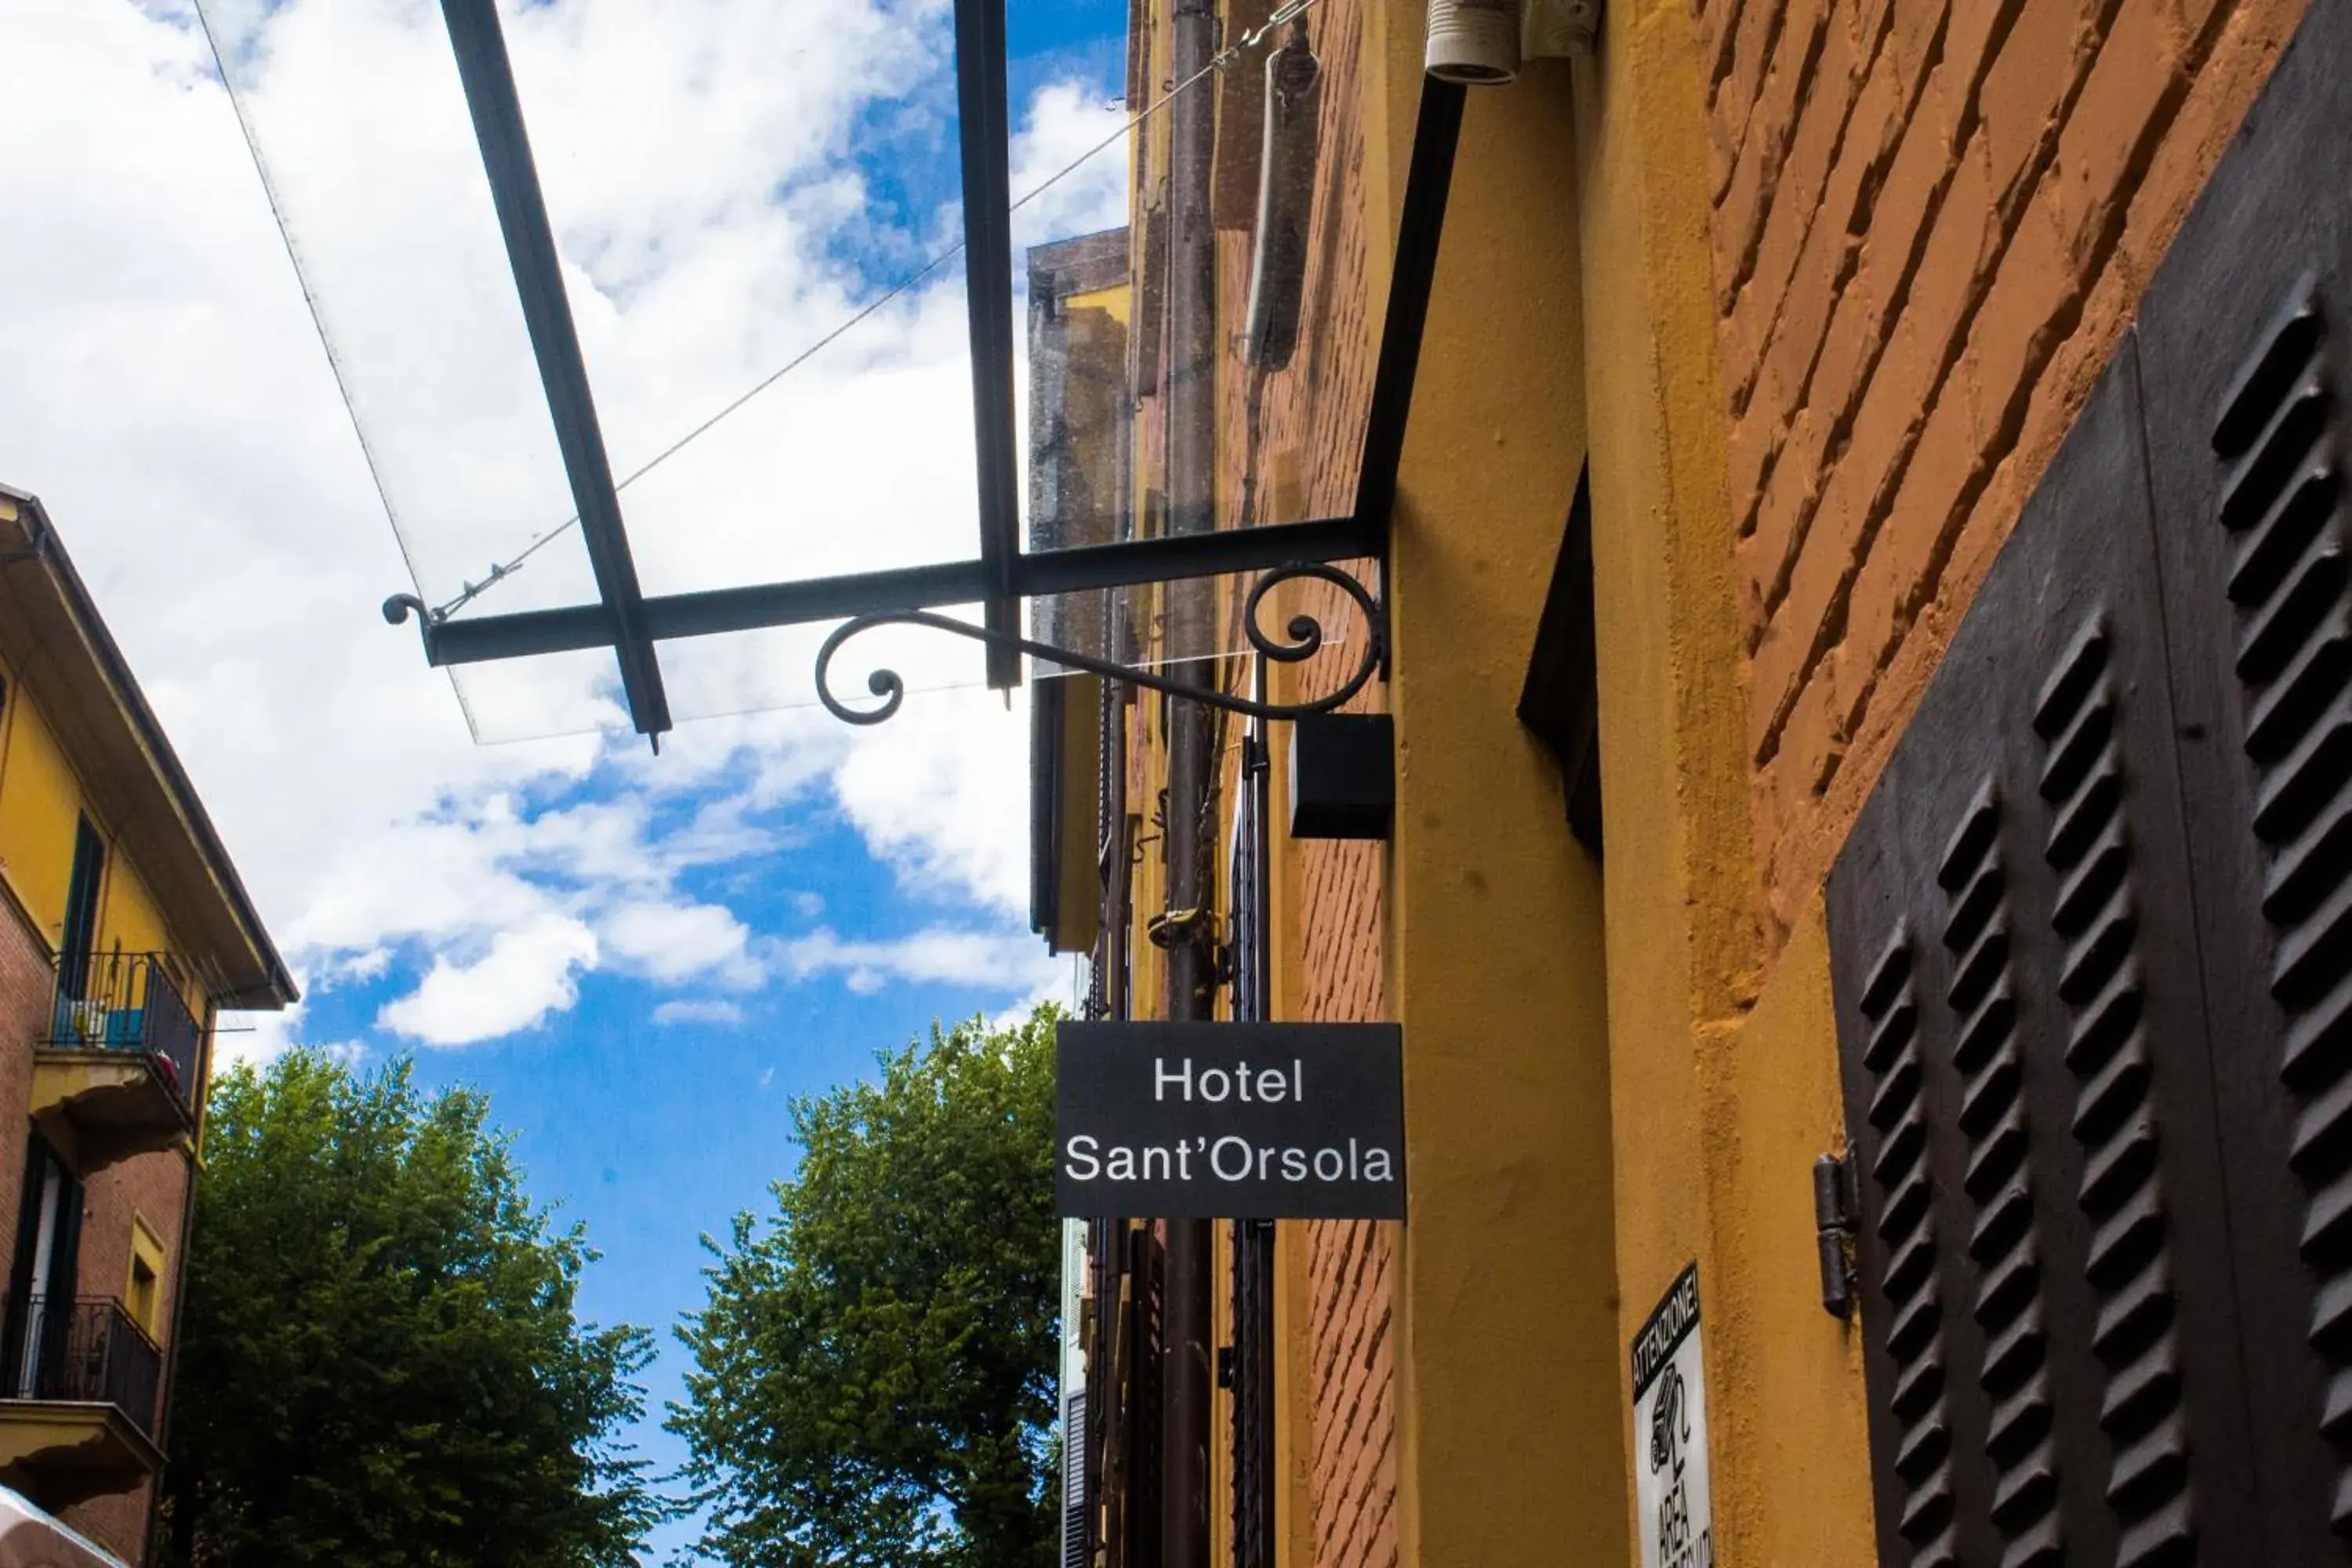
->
0, 1298, 161, 1440
44, 953, 198, 1109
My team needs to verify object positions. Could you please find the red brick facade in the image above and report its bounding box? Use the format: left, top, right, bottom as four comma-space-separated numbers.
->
1220, 0, 1399, 1551
0, 891, 49, 1290
1705, 0, 2314, 939
1294, 834, 1390, 1568
0, 881, 195, 1563
65, 1146, 189, 1560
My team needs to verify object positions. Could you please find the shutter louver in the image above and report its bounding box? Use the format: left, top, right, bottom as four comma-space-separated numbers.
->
1931, 783, 2063, 1564
1853, 924, 1961, 1564
1065, 1388, 1089, 1568
2028, 619, 2192, 1566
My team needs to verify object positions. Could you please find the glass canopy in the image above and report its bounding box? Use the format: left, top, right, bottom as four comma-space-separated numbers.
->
193, 0, 1456, 742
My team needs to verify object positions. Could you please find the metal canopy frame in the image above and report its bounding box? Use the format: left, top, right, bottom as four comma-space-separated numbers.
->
385, 0, 1466, 742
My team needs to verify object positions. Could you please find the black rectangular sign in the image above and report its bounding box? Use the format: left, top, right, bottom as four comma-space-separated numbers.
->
1055, 1021, 1406, 1220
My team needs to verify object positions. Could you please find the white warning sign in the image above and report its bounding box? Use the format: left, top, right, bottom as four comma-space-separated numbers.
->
1631, 1263, 1713, 1568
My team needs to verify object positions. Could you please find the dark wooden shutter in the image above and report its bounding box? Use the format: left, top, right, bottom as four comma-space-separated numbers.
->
2129, 0, 2352, 1555
1829, 358, 2263, 1564
1832, 6, 2352, 1563
57, 817, 103, 1002
1065, 1388, 1089, 1568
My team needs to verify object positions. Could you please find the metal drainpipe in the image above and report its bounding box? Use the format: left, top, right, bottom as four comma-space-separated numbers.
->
1160, 0, 1218, 1559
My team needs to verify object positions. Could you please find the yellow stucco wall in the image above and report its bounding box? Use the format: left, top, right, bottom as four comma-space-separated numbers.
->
99, 855, 171, 963
1573, 0, 1875, 1559
1381, 44, 1628, 1568
0, 679, 84, 948
1067, 282, 1132, 327
1705, 898, 1875, 1563
0, 659, 204, 1018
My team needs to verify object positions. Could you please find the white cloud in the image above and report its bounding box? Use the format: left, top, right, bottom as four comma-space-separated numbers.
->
652, 998, 746, 1028
600, 901, 759, 987
1008, 79, 1131, 250
212, 1008, 299, 1071
377, 914, 600, 1045
0, 0, 1121, 1050
212, 1009, 365, 1072
774, 925, 1062, 997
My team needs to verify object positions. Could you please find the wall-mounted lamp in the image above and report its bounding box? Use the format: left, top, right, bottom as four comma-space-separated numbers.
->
1425, 0, 1599, 84
1425, 0, 1521, 84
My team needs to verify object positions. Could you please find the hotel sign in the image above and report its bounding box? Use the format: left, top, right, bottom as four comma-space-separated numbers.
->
1055, 1022, 1406, 1220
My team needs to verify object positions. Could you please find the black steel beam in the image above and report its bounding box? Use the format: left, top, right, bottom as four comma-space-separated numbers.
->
953, 0, 1023, 689
402, 56, 1469, 720
1349, 78, 1467, 552
419, 517, 1370, 666
1010, 513, 1366, 598
440, 0, 671, 739
425, 557, 993, 665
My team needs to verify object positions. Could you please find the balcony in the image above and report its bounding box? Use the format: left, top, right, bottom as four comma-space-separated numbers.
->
32, 953, 201, 1171
0, 1299, 163, 1508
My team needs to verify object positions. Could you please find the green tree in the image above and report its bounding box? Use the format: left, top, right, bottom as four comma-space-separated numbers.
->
670, 1011, 1062, 1568
164, 1049, 667, 1568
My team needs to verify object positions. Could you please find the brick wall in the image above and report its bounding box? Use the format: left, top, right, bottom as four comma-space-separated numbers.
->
0, 888, 187, 1563
0, 894, 45, 1285
1704, 0, 2313, 937
1207, 0, 1402, 1557
1272, 583, 1397, 1568
1290, 811, 1390, 1568
63, 1145, 189, 1563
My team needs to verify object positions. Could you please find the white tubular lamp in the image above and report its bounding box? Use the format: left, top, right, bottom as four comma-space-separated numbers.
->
1424, 0, 1521, 83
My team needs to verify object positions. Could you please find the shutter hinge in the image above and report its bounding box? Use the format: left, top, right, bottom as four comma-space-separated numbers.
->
1813, 1149, 1858, 1319
1215, 1345, 1238, 1390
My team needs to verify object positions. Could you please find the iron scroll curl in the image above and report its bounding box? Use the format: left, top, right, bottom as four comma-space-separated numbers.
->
815, 562, 1382, 725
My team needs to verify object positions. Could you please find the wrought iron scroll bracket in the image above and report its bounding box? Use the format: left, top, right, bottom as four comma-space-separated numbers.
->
815, 561, 1381, 726
383, 593, 436, 635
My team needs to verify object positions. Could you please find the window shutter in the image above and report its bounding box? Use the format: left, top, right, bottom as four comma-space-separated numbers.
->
1065, 1388, 1089, 1568
1829, 363, 2263, 1563
2129, 1, 2352, 1554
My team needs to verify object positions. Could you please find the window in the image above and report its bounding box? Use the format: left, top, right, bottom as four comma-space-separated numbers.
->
57, 815, 103, 1000
7, 1134, 81, 1398
125, 1218, 165, 1338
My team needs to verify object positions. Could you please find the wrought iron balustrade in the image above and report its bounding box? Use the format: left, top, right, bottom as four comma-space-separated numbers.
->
0, 1297, 162, 1439
44, 953, 200, 1109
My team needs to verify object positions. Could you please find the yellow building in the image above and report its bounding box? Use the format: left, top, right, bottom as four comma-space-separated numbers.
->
0, 486, 294, 1563
1040, 0, 2345, 1561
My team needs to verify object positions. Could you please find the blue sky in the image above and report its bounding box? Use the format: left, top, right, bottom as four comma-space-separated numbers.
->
0, 0, 1124, 1562
281, 4, 1126, 1547
351, 803, 1062, 1559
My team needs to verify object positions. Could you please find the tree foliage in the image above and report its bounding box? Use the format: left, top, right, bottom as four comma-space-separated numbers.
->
670, 1011, 1062, 1568
165, 1050, 667, 1568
